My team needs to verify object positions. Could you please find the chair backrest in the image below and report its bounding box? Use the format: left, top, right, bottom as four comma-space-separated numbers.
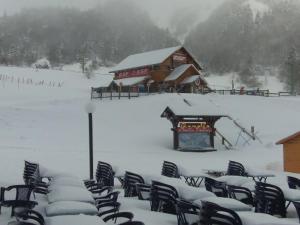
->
176, 199, 201, 225
201, 201, 243, 225
292, 201, 300, 223
2, 185, 34, 201
227, 185, 253, 206
161, 161, 180, 178
23, 161, 39, 185
287, 176, 300, 189
254, 182, 286, 217
124, 171, 145, 197
136, 183, 151, 200
151, 181, 179, 214
97, 201, 121, 217
15, 209, 45, 225
205, 177, 228, 198
96, 161, 115, 187
226, 161, 246, 176
118, 221, 145, 225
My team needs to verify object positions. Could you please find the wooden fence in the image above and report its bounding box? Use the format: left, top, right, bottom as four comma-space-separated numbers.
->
204, 89, 298, 97
91, 87, 140, 100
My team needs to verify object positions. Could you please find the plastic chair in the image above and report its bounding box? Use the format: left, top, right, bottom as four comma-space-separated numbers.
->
124, 171, 145, 197
118, 221, 145, 225
226, 161, 247, 176
97, 201, 120, 217
9, 208, 44, 225
136, 183, 151, 200
254, 182, 286, 218
150, 181, 179, 214
0, 185, 37, 216
161, 161, 180, 178
200, 201, 243, 225
204, 177, 228, 197
102, 211, 134, 224
176, 199, 201, 225
227, 185, 253, 206
287, 176, 300, 189
95, 191, 120, 205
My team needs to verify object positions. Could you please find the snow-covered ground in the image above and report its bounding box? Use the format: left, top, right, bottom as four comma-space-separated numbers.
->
0, 66, 299, 224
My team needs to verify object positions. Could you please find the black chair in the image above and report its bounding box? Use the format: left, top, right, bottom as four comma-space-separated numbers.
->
9, 208, 45, 225
254, 182, 286, 218
176, 199, 201, 225
124, 171, 145, 197
118, 221, 145, 225
102, 211, 134, 224
95, 191, 120, 205
227, 185, 253, 206
96, 161, 115, 187
97, 201, 120, 217
150, 181, 179, 214
23, 161, 39, 185
200, 201, 243, 225
161, 161, 180, 178
27, 168, 48, 195
204, 177, 228, 197
0, 185, 37, 216
226, 161, 247, 176
136, 183, 151, 200
287, 176, 300, 189
292, 201, 300, 223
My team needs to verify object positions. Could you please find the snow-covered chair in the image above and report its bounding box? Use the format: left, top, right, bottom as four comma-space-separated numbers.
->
200, 201, 242, 225
102, 211, 134, 224
96, 161, 115, 187
287, 176, 300, 189
161, 161, 180, 178
150, 181, 179, 214
118, 221, 145, 225
9, 208, 44, 225
204, 177, 228, 197
124, 171, 145, 197
255, 182, 286, 218
176, 199, 200, 225
226, 161, 247, 177
97, 201, 120, 217
227, 185, 253, 206
136, 183, 151, 200
0, 185, 37, 216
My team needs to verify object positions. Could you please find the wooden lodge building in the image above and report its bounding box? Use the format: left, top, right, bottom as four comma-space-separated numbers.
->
110, 46, 209, 93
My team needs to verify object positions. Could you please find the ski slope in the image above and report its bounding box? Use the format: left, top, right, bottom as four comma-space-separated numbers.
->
0, 65, 300, 224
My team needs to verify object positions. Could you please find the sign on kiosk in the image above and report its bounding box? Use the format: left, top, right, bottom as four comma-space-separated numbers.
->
177, 122, 212, 133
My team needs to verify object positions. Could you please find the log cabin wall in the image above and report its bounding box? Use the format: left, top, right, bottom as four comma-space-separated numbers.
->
283, 136, 300, 173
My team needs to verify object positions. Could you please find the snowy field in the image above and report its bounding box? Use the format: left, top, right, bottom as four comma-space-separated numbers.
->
0, 66, 300, 224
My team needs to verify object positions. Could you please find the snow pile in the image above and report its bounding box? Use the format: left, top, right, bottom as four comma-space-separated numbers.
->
243, 0, 270, 21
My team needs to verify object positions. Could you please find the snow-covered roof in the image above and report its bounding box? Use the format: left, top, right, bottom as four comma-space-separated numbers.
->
181, 75, 201, 84
165, 64, 200, 82
164, 97, 228, 117
114, 76, 149, 86
165, 64, 193, 82
111, 46, 182, 72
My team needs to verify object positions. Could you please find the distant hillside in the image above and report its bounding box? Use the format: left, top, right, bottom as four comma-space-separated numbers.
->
185, 0, 300, 74
0, 0, 178, 67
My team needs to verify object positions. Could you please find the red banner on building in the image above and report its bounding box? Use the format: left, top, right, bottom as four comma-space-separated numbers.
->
116, 68, 150, 79
177, 122, 212, 133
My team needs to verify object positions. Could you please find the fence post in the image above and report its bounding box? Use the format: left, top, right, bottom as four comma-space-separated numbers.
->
110, 86, 113, 100
128, 87, 131, 99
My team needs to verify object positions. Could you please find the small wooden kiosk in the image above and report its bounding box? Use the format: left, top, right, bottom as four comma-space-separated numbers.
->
276, 131, 300, 173
161, 106, 227, 152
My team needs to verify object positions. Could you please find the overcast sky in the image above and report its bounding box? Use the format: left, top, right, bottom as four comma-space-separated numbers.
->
0, 0, 224, 27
